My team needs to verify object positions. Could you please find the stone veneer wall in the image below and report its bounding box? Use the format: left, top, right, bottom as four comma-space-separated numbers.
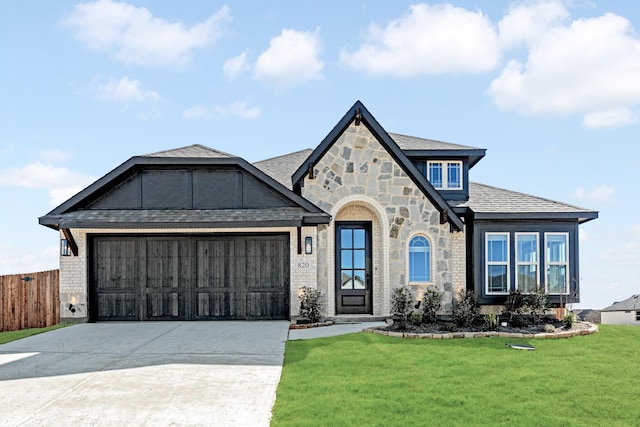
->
301, 122, 466, 315
58, 226, 317, 321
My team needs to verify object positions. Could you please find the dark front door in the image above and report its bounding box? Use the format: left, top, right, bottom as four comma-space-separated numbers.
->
335, 222, 372, 314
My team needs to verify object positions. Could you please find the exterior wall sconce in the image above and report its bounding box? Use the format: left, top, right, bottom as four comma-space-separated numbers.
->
305, 237, 313, 254
60, 238, 71, 256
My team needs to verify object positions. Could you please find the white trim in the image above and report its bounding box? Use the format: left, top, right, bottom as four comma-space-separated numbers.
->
544, 232, 570, 294
515, 232, 539, 293
427, 160, 463, 190
407, 233, 433, 285
485, 232, 510, 295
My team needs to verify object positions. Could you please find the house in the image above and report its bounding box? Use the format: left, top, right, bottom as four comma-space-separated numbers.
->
39, 101, 598, 322
600, 295, 640, 325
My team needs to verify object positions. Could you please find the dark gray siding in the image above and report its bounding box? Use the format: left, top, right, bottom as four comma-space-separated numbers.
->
472, 220, 580, 305
88, 167, 293, 210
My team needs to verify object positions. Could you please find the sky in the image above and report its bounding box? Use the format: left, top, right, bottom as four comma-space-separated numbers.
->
1, 0, 638, 309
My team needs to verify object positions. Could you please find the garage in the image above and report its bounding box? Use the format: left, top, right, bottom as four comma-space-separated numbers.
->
89, 234, 290, 321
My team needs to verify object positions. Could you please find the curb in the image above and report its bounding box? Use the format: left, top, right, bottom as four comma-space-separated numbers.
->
364, 322, 598, 339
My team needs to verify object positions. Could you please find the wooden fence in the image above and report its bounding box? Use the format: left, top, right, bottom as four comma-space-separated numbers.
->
0, 270, 59, 332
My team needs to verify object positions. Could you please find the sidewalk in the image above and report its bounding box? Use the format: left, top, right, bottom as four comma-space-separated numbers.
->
287, 321, 387, 340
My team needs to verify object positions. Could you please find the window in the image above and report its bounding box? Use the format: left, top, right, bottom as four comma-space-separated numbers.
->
545, 233, 569, 294
409, 236, 431, 283
427, 161, 462, 190
486, 233, 509, 294
636, 312, 640, 322
516, 233, 539, 293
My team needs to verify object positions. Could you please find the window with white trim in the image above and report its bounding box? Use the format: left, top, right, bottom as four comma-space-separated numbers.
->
516, 233, 539, 293
545, 233, 569, 294
427, 161, 462, 190
409, 236, 431, 283
486, 233, 509, 294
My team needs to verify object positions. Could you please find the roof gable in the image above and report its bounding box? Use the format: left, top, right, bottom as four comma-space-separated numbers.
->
292, 100, 464, 231
40, 147, 329, 230
144, 144, 234, 158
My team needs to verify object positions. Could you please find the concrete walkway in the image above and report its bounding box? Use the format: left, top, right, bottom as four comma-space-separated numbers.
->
0, 322, 289, 427
287, 321, 387, 340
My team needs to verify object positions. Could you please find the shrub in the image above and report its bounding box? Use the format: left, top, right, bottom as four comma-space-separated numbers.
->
503, 291, 527, 325
391, 287, 414, 329
452, 289, 479, 328
298, 286, 323, 323
409, 309, 424, 325
524, 287, 551, 324
421, 287, 443, 324
563, 312, 575, 329
544, 324, 556, 333
483, 313, 499, 330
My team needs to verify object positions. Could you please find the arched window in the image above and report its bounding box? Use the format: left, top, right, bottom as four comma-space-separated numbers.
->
409, 236, 431, 283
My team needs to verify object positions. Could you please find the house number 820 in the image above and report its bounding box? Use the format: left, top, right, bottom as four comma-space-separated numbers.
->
297, 262, 310, 269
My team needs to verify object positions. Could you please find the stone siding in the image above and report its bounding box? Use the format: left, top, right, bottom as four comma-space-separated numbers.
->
302, 123, 465, 315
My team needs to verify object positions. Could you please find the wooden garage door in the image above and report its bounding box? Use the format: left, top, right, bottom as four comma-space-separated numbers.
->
90, 235, 289, 321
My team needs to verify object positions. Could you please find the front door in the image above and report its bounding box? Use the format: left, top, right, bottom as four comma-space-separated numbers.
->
335, 222, 372, 314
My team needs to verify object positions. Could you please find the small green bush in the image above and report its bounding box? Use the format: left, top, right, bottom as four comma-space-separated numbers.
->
563, 312, 575, 329
298, 286, 323, 323
452, 289, 479, 328
409, 309, 424, 325
391, 287, 414, 329
421, 287, 443, 324
504, 291, 527, 325
524, 287, 551, 323
483, 313, 499, 330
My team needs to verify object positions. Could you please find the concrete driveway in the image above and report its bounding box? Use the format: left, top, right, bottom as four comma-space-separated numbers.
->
0, 322, 289, 427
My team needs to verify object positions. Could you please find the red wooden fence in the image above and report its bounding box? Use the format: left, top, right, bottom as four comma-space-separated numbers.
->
0, 270, 59, 332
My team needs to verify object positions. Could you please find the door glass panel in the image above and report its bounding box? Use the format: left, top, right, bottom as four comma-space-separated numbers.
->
353, 249, 365, 269
341, 229, 352, 248
353, 270, 366, 289
341, 271, 353, 289
354, 229, 365, 248
341, 250, 353, 269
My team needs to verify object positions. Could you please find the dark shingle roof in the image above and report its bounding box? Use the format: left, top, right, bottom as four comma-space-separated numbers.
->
601, 295, 640, 312
390, 132, 481, 151
254, 149, 313, 190
452, 182, 598, 221
144, 144, 235, 158
49, 207, 320, 228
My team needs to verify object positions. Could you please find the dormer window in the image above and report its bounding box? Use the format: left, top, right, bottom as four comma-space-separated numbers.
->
427, 161, 462, 190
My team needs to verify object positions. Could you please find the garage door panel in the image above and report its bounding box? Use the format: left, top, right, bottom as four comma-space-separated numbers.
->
91, 234, 289, 321
195, 292, 238, 319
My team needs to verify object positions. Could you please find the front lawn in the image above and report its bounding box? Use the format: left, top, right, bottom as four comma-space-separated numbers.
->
0, 324, 70, 345
271, 324, 640, 426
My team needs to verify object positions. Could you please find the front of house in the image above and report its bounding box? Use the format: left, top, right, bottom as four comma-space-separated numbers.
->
40, 101, 597, 322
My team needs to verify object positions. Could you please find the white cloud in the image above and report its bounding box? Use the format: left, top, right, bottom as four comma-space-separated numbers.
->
94, 76, 162, 102
599, 241, 640, 266
253, 29, 323, 89
223, 51, 250, 79
498, 0, 569, 48
61, 0, 231, 68
0, 163, 96, 207
582, 108, 639, 128
489, 7, 640, 126
182, 101, 261, 120
579, 227, 591, 244
0, 244, 59, 276
573, 185, 616, 203
340, 4, 500, 76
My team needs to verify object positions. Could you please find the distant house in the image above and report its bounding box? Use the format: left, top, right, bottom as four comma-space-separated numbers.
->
39, 101, 598, 322
600, 295, 640, 325
574, 309, 601, 324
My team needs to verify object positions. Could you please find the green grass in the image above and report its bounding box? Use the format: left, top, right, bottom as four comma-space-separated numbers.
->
271, 325, 640, 426
0, 324, 71, 345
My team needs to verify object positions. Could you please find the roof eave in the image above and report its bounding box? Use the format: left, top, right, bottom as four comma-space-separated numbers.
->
473, 212, 599, 223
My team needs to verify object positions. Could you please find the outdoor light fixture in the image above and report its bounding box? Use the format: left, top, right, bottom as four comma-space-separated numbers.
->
60, 238, 71, 256
305, 237, 313, 254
